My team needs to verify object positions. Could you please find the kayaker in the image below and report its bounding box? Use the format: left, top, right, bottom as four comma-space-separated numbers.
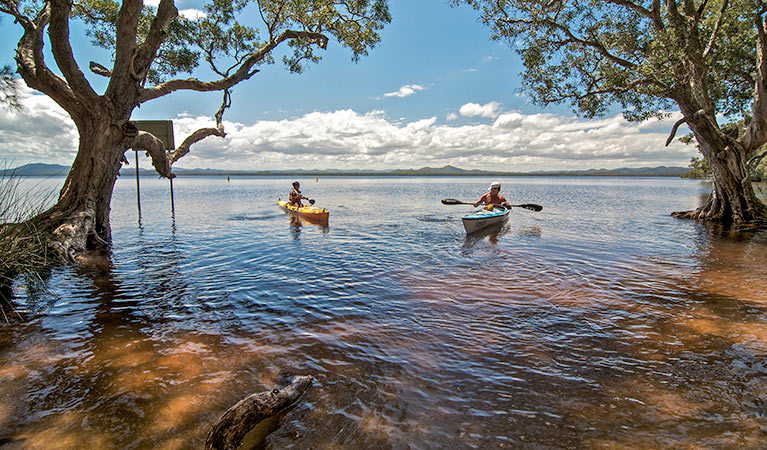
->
289, 181, 310, 207
473, 182, 512, 208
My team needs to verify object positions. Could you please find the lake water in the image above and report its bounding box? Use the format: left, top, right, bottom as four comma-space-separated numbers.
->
2, 175, 767, 449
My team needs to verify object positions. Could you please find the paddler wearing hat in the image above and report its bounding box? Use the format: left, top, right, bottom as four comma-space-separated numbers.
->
472, 182, 512, 209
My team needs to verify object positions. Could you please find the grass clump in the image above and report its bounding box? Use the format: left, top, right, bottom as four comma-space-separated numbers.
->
0, 165, 55, 320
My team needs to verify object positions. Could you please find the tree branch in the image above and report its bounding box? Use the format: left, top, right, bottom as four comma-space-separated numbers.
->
107, 0, 142, 96
13, 2, 82, 118
747, 149, 767, 169
133, 0, 179, 80
703, 0, 729, 59
137, 29, 327, 104
604, 0, 656, 23
497, 16, 638, 70
168, 90, 230, 165
129, 131, 175, 179
742, 13, 767, 152
665, 109, 711, 146
89, 61, 112, 77
169, 127, 226, 165
666, 116, 689, 146
48, 0, 99, 104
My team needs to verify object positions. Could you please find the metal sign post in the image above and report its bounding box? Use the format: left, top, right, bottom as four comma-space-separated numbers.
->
134, 149, 141, 220
132, 120, 176, 219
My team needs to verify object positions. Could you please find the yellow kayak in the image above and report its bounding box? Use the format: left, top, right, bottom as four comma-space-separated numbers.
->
278, 200, 329, 223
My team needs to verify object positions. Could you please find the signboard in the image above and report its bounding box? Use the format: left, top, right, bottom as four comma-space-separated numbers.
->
132, 120, 175, 150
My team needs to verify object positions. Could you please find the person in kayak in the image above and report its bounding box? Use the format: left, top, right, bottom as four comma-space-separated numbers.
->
289, 181, 311, 207
473, 182, 512, 209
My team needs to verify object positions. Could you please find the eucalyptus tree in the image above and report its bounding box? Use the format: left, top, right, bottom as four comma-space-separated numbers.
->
0, 0, 390, 259
457, 0, 767, 225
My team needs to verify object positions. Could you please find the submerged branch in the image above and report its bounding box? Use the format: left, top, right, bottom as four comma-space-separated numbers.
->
205, 375, 313, 450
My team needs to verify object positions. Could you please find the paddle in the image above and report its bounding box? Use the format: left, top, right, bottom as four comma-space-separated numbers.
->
441, 198, 543, 211
308, 199, 315, 205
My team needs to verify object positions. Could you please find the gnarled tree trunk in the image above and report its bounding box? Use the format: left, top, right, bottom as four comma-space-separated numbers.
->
31, 114, 138, 261
671, 107, 767, 225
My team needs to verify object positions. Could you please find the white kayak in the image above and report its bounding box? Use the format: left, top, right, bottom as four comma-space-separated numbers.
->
461, 205, 510, 234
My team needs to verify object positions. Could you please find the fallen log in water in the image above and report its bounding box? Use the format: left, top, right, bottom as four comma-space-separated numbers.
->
205, 374, 314, 450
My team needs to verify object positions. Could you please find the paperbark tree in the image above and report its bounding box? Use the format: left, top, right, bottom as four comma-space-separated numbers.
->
456, 0, 767, 225
0, 0, 390, 260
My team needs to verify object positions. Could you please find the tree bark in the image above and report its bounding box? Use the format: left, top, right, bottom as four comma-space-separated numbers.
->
32, 115, 136, 260
205, 375, 313, 450
671, 112, 767, 225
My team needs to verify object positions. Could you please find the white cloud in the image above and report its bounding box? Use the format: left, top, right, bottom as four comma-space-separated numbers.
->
162, 109, 696, 172
142, 0, 204, 19
0, 89, 78, 166
383, 84, 424, 98
179, 9, 206, 20
0, 88, 696, 172
459, 101, 502, 119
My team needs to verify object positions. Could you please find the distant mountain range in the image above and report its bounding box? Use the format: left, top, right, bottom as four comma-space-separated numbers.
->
2, 163, 691, 177
0, 163, 71, 177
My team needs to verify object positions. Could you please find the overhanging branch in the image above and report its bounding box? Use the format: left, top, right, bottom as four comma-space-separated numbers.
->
665, 109, 712, 146
168, 89, 231, 165
496, 16, 637, 70
137, 29, 328, 104
129, 131, 175, 179
666, 116, 689, 146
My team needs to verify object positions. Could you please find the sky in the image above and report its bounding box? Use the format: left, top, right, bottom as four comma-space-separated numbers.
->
0, 0, 697, 172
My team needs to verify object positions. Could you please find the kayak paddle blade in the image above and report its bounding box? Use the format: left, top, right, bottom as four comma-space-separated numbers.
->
441, 198, 468, 205
514, 203, 543, 211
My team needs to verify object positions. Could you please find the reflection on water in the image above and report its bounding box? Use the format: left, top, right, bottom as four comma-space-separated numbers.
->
287, 213, 330, 239
2, 176, 767, 449
462, 221, 510, 247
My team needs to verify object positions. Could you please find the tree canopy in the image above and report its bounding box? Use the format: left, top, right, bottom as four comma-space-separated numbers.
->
456, 0, 767, 224
456, 0, 758, 123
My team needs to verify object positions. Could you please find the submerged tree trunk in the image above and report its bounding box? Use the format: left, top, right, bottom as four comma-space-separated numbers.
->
673, 144, 767, 224
31, 115, 135, 261
671, 106, 767, 226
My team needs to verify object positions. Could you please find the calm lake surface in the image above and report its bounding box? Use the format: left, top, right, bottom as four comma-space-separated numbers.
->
2, 175, 767, 449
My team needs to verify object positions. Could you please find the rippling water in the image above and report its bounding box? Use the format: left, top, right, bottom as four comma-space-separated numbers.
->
2, 176, 767, 449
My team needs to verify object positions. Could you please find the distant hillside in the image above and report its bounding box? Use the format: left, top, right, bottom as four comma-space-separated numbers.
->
0, 163, 70, 177
4, 163, 691, 177
528, 166, 690, 177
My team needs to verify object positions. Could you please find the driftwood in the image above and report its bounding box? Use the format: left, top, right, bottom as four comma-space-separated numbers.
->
205, 375, 313, 450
